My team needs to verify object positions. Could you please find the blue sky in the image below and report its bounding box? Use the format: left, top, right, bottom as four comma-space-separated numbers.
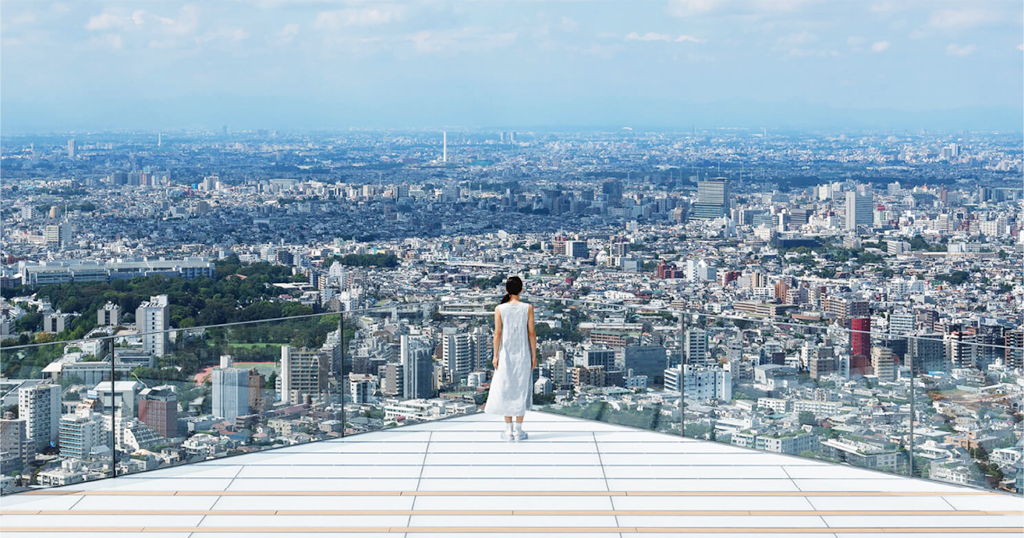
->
2, 0, 1022, 131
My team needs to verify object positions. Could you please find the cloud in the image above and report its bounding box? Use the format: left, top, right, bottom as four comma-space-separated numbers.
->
1017, 43, 1023, 51
625, 32, 705, 44
559, 17, 579, 33
86, 12, 127, 31
315, 6, 405, 29
870, 41, 890, 53
869, 2, 894, 13
777, 31, 816, 47
195, 28, 249, 45
275, 23, 300, 45
666, 0, 717, 18
406, 28, 517, 55
945, 43, 976, 57
929, 8, 999, 30
847, 36, 864, 46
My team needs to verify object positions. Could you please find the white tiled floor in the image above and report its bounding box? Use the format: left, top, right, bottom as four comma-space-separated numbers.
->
1, 411, 1020, 536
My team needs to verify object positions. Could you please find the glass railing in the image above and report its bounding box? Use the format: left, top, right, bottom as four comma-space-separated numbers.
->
1, 298, 1021, 496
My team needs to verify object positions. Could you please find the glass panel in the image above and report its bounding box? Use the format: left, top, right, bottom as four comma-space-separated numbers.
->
1, 335, 116, 494
918, 336, 1022, 493
685, 312, 913, 478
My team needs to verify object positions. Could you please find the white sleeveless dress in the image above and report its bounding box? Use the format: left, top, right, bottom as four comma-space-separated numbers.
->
485, 302, 533, 416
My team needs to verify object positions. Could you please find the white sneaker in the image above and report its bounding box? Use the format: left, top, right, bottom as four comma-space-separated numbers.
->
501, 430, 513, 441
513, 429, 527, 442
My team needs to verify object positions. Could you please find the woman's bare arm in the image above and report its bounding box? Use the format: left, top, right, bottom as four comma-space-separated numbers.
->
492, 306, 503, 369
528, 304, 537, 369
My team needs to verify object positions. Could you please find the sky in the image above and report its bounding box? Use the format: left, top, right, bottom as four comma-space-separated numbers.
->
2, 0, 1022, 132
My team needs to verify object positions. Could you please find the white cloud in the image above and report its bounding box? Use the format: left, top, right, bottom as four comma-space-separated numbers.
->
870, 41, 890, 53
194, 27, 249, 45
1017, 43, 1023, 51
315, 6, 405, 29
929, 8, 999, 30
625, 32, 705, 44
847, 36, 865, 46
559, 17, 579, 33
945, 43, 976, 57
869, 2, 894, 13
86, 12, 127, 31
777, 31, 816, 47
666, 0, 717, 18
406, 28, 517, 55
675, 35, 706, 43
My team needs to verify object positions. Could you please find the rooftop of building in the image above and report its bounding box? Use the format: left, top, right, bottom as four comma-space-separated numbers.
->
2, 411, 1021, 536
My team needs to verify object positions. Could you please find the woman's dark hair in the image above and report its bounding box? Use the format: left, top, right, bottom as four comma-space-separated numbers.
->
500, 276, 524, 304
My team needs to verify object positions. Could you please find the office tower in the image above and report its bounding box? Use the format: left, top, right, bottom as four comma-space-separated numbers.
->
584, 348, 616, 370
383, 362, 404, 397
623, 346, 668, 386
845, 191, 873, 231
909, 334, 946, 374
442, 332, 474, 383
212, 369, 249, 422
59, 409, 106, 460
1004, 329, 1023, 369
602, 179, 624, 206
136, 295, 170, 357
19, 384, 61, 451
349, 374, 374, 404
247, 369, 266, 413
402, 335, 433, 400
280, 346, 328, 405
976, 323, 1004, 370
871, 347, 895, 382
684, 329, 708, 365
566, 240, 589, 259
67, 139, 75, 158
850, 318, 871, 376
98, 302, 121, 326
442, 131, 447, 162
889, 313, 915, 336
691, 177, 729, 219
1, 413, 36, 473
44, 222, 72, 248
138, 387, 177, 438
946, 329, 976, 369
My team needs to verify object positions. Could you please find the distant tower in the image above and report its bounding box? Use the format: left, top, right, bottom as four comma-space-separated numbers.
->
443, 131, 447, 162
158, 133, 162, 147
67, 139, 76, 159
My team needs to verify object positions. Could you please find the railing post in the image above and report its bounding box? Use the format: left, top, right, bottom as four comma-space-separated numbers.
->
679, 310, 686, 438
109, 335, 117, 478
909, 336, 915, 478
344, 307, 348, 438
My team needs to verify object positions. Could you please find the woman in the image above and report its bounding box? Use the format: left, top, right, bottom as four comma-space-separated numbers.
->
485, 275, 537, 441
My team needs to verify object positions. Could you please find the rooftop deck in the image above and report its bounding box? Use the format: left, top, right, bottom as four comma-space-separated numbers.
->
2, 411, 1021, 537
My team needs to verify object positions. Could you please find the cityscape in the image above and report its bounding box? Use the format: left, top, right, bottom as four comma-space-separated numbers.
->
0, 0, 1022, 535
1, 127, 1021, 496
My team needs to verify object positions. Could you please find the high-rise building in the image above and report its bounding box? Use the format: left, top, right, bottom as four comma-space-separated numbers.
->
691, 177, 729, 219
0, 412, 36, 473
138, 387, 177, 439
45, 222, 72, 249
280, 346, 328, 405
1005, 329, 1023, 370
664, 364, 731, 400
247, 369, 266, 413
402, 336, 433, 399
566, 241, 589, 259
623, 346, 668, 386
871, 347, 895, 382
601, 179, 623, 207
59, 409, 106, 460
136, 295, 170, 357
889, 313, 915, 336
212, 369, 249, 422
684, 329, 708, 365
19, 384, 61, 451
909, 334, 947, 374
98, 302, 121, 326
584, 348, 616, 370
442, 332, 473, 383
442, 131, 447, 162
67, 139, 76, 159
845, 191, 873, 231
850, 318, 871, 376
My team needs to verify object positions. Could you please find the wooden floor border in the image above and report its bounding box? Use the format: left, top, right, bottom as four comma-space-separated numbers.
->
15, 489, 1002, 497
2, 526, 1022, 534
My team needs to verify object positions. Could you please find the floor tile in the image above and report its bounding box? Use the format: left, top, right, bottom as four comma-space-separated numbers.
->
612, 495, 816, 511
237, 465, 422, 479
603, 465, 789, 479
619, 515, 830, 527
225, 478, 419, 491
941, 495, 1024, 512
411, 494, 614, 511
416, 478, 609, 491
71, 495, 218, 511
822, 514, 1024, 528
606, 478, 800, 491
805, 496, 957, 511
0, 494, 83, 510
213, 495, 414, 511
408, 514, 618, 527
419, 465, 604, 479
424, 452, 601, 465
199, 514, 408, 527
0, 514, 204, 527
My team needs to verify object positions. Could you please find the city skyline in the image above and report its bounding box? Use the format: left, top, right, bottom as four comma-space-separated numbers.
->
2, 0, 1023, 131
